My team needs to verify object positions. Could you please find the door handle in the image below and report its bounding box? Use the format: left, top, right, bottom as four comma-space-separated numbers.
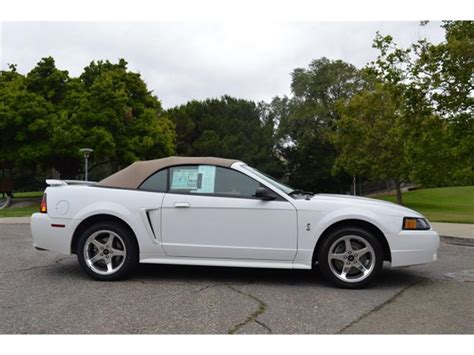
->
174, 202, 191, 208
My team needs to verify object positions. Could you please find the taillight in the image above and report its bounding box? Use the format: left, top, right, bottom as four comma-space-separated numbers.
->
40, 194, 47, 213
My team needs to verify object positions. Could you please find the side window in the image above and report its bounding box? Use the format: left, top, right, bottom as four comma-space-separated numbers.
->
169, 165, 260, 198
139, 169, 168, 192
214, 166, 259, 197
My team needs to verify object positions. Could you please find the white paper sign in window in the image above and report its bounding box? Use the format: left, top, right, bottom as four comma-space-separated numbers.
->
171, 168, 199, 190
196, 165, 216, 193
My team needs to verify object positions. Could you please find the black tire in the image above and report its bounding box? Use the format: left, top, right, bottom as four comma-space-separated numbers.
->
317, 226, 383, 289
77, 221, 138, 281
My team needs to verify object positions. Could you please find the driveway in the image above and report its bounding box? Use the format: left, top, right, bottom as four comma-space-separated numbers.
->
0, 224, 473, 334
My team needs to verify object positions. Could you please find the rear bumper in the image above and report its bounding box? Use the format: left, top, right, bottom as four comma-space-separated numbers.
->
387, 229, 440, 267
30, 213, 77, 255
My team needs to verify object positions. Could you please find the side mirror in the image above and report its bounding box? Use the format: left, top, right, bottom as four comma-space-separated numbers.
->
255, 186, 276, 201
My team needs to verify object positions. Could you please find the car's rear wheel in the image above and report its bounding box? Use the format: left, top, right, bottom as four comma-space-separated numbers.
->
77, 222, 138, 281
317, 226, 383, 289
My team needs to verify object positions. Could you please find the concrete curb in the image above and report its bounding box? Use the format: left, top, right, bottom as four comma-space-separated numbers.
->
440, 235, 474, 247
0, 217, 31, 224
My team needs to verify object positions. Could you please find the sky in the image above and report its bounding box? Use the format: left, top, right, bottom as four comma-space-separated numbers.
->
0, 21, 446, 108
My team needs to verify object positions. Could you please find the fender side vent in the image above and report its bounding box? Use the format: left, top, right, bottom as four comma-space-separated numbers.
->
146, 211, 156, 238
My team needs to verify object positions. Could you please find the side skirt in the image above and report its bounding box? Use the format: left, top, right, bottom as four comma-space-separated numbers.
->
139, 257, 311, 270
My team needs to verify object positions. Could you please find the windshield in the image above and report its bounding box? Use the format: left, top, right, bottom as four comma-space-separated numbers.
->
242, 165, 295, 195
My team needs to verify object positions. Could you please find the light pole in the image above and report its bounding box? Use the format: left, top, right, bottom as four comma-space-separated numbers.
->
79, 148, 94, 181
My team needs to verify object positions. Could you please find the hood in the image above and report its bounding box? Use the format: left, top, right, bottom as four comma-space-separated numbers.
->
308, 193, 423, 217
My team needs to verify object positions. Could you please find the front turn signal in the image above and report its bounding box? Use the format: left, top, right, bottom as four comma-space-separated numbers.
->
403, 217, 430, 230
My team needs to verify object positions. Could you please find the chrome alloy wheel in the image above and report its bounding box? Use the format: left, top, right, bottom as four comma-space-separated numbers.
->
327, 235, 375, 283
83, 230, 127, 275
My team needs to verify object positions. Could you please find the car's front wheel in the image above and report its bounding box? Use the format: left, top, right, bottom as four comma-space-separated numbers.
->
77, 222, 138, 281
317, 226, 383, 288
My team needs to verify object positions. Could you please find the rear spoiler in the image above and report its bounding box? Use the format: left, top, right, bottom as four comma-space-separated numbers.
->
45, 179, 97, 186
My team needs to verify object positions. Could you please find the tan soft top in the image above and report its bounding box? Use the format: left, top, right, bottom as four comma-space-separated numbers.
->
98, 156, 240, 189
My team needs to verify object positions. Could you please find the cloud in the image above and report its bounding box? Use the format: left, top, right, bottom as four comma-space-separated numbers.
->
1, 21, 445, 108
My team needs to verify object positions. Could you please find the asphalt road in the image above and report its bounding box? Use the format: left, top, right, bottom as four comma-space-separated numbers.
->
1, 224, 473, 334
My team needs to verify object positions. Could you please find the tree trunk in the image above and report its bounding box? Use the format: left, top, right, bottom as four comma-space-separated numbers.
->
394, 178, 403, 205
385, 179, 391, 194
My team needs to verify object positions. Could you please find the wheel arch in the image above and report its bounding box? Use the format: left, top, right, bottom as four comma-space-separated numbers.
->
71, 214, 140, 255
311, 219, 391, 266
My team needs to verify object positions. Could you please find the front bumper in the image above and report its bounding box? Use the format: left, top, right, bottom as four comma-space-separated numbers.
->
31, 213, 77, 255
386, 229, 440, 267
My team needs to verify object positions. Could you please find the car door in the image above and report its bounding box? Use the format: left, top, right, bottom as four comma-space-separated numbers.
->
161, 165, 297, 261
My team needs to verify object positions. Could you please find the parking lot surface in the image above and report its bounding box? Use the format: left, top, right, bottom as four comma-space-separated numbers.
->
1, 224, 473, 334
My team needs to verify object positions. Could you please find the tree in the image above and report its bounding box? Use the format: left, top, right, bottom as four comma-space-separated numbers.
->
408, 21, 474, 185
167, 96, 282, 177
274, 57, 361, 192
25, 57, 69, 104
366, 22, 473, 188
333, 83, 408, 204
51, 58, 175, 178
0, 66, 56, 170
69, 59, 175, 174
0, 57, 176, 182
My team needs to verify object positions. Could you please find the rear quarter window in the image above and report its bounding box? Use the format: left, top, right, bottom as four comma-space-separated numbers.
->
139, 169, 168, 192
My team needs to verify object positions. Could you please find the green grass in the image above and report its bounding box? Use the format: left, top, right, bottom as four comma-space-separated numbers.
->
0, 191, 43, 217
374, 186, 474, 224
11, 191, 43, 198
0, 205, 39, 218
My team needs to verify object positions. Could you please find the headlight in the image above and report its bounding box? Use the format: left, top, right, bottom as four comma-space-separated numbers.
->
403, 217, 430, 230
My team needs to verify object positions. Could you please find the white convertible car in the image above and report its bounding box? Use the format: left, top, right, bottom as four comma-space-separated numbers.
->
31, 156, 439, 288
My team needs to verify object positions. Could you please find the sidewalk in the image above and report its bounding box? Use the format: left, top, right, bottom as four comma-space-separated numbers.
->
1, 217, 473, 245
431, 222, 474, 247
0, 217, 31, 224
